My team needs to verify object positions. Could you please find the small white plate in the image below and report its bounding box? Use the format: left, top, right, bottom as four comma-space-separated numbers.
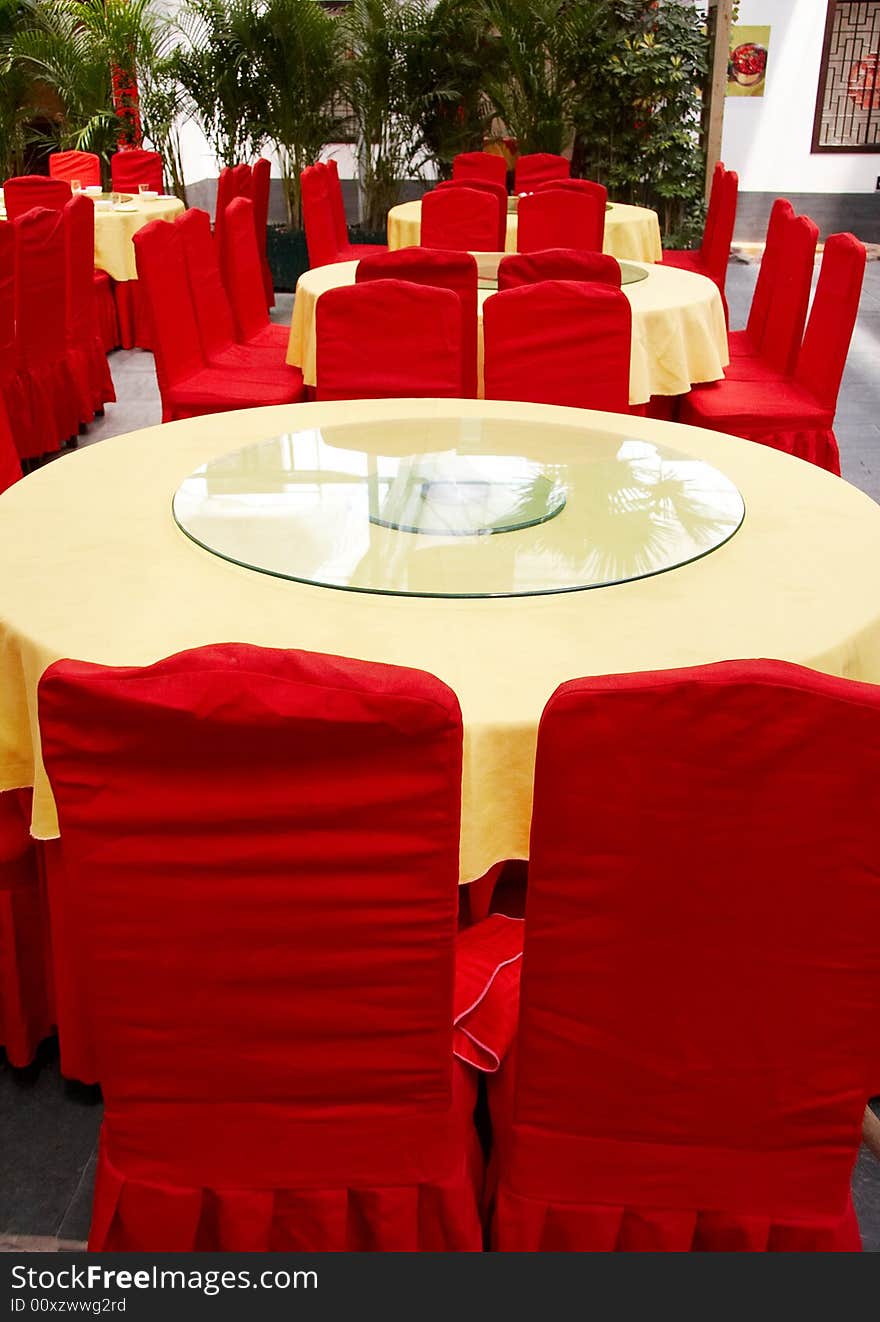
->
84, 186, 102, 196
138, 190, 159, 201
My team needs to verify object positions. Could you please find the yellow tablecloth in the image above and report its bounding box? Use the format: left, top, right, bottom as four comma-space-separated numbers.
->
387, 199, 663, 263
0, 194, 184, 282
286, 260, 728, 404
93, 195, 184, 281
2, 398, 880, 882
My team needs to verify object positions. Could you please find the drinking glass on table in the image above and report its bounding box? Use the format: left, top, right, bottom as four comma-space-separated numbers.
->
71, 178, 81, 194
138, 183, 150, 197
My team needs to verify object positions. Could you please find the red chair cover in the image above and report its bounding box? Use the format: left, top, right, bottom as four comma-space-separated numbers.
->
435, 180, 507, 249
356, 247, 479, 397
483, 280, 632, 413
38, 642, 483, 1252
250, 157, 275, 309
0, 222, 23, 445
133, 218, 303, 421
729, 198, 794, 360
724, 212, 817, 381
3, 175, 71, 222
491, 659, 880, 1252
421, 186, 504, 253
0, 398, 21, 493
219, 196, 289, 354
12, 207, 79, 457
63, 195, 116, 424
680, 232, 865, 474
0, 789, 53, 1067
94, 270, 120, 353
514, 153, 570, 192
110, 149, 164, 195
176, 209, 301, 387
49, 151, 101, 189
498, 248, 621, 290
517, 189, 604, 254
301, 162, 338, 268
316, 279, 462, 402
452, 151, 508, 189
535, 178, 609, 211
325, 158, 349, 250
662, 166, 738, 322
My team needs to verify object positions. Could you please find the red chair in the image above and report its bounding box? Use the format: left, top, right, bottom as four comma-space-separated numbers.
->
498, 249, 621, 290
315, 279, 462, 402
38, 642, 483, 1251
514, 153, 570, 192
0, 399, 22, 493
421, 186, 504, 252
2, 174, 71, 221
435, 179, 507, 250
49, 150, 101, 189
490, 659, 880, 1251
250, 157, 275, 309
11, 207, 79, 458
63, 195, 116, 425
662, 164, 738, 323
133, 218, 304, 421
0, 223, 22, 455
356, 247, 479, 397
723, 211, 818, 381
679, 232, 865, 474
483, 280, 632, 414
517, 189, 604, 254
219, 196, 291, 354
213, 163, 251, 267
110, 148, 164, 195
452, 151, 508, 189
728, 199, 795, 361
0, 789, 52, 1068
535, 177, 608, 211
177, 208, 301, 390
301, 161, 386, 268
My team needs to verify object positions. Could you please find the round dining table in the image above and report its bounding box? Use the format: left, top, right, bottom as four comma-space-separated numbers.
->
2, 398, 880, 884
0, 191, 183, 281
286, 259, 728, 405
387, 198, 663, 264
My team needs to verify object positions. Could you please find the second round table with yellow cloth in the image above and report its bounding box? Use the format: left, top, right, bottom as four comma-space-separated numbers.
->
2, 398, 880, 884
387, 198, 663, 263
286, 259, 728, 405
92, 195, 185, 281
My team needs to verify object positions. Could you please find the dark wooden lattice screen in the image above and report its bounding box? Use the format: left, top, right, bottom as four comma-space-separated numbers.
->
812, 1, 880, 151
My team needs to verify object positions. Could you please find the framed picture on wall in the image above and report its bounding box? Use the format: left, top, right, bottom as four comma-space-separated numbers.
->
812, 1, 880, 151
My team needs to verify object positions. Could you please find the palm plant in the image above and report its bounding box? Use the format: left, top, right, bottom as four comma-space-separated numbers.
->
10, 0, 168, 175
342, 0, 428, 232
249, 0, 345, 229
0, 0, 31, 178
400, 0, 496, 180
478, 0, 579, 156
171, 0, 264, 169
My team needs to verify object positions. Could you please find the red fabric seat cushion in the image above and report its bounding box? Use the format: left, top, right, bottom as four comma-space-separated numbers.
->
680, 377, 832, 428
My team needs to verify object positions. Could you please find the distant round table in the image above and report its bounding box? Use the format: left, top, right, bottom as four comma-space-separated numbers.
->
386, 198, 663, 263
3, 398, 880, 884
286, 259, 728, 404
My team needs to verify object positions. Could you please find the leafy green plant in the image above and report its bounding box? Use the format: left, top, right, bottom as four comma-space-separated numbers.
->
0, 0, 31, 178
9, 0, 179, 183
568, 0, 709, 242
342, 0, 429, 232
171, 0, 263, 168
400, 0, 495, 180
479, 0, 580, 156
249, 0, 345, 228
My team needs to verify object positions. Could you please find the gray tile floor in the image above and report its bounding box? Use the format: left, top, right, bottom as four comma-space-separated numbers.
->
2, 260, 879, 1251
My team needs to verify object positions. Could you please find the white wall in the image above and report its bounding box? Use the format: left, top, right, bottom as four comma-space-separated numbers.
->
721, 0, 879, 193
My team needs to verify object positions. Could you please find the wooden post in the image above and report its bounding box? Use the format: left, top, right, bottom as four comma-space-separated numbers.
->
704, 0, 734, 199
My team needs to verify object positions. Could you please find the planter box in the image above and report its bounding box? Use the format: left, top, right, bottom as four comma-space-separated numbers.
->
266, 226, 310, 293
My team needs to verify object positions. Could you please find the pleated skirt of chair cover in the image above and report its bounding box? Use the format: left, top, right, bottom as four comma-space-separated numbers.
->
88, 1062, 484, 1251
0, 791, 53, 1068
